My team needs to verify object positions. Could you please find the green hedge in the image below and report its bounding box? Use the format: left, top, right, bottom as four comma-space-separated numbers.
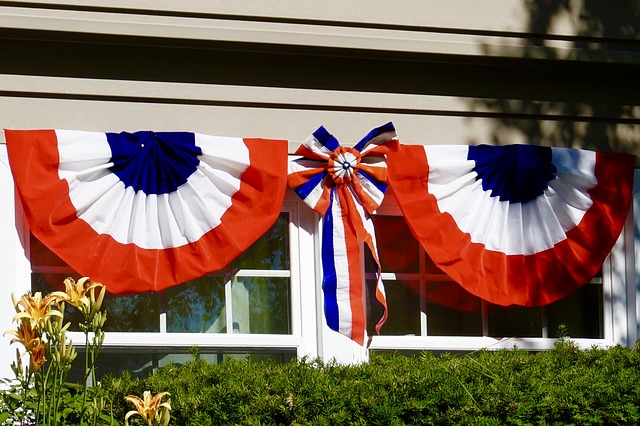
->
102, 340, 640, 425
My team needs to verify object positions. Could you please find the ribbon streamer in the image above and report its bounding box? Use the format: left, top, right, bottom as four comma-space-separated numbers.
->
288, 123, 398, 345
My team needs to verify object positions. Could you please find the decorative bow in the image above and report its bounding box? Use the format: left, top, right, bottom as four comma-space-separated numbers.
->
288, 123, 398, 345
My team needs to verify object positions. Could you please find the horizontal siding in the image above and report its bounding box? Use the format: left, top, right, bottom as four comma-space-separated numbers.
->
1, 3, 640, 64
2, 1, 537, 34
2, 0, 639, 41
1, 75, 639, 160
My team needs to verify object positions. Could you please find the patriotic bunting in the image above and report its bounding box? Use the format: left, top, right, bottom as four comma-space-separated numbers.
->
288, 123, 398, 345
5, 125, 634, 328
388, 144, 635, 307
5, 129, 288, 294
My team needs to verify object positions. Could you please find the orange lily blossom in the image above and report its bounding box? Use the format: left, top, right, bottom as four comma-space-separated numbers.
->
125, 391, 171, 426
4, 318, 40, 350
28, 338, 47, 373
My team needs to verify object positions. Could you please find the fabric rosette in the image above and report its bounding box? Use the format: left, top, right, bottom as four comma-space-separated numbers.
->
288, 123, 398, 345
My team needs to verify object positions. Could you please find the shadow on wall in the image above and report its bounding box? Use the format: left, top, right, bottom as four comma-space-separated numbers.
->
467, 1, 640, 345
469, 0, 640, 156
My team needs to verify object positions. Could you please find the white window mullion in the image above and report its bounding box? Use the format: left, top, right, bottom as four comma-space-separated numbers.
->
225, 276, 233, 334
419, 249, 428, 337
234, 269, 290, 278
159, 291, 167, 333
606, 209, 636, 346
287, 202, 302, 338
623, 207, 638, 345
540, 306, 548, 338
313, 212, 325, 359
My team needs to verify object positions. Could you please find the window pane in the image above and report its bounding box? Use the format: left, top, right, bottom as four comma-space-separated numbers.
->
101, 292, 160, 332
68, 350, 156, 382
29, 233, 67, 268
423, 253, 447, 275
67, 349, 297, 382
231, 212, 289, 270
547, 283, 603, 338
31, 273, 160, 332
368, 215, 419, 273
165, 275, 292, 335
368, 280, 421, 336
232, 277, 291, 334
158, 351, 296, 366
425, 281, 483, 336
487, 304, 542, 338
165, 275, 226, 333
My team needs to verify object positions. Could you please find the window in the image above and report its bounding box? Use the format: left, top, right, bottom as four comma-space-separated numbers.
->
363, 191, 634, 354
366, 214, 604, 340
32, 213, 291, 334
25, 197, 310, 378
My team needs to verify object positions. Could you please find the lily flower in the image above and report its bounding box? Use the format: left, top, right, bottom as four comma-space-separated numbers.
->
125, 391, 171, 426
12, 292, 63, 332
28, 338, 47, 373
5, 318, 40, 350
60, 277, 105, 316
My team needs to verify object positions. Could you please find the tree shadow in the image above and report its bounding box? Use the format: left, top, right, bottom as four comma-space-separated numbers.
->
470, 0, 640, 156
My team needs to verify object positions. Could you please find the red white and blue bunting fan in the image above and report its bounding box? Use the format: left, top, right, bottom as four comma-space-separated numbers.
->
5, 129, 288, 294
288, 123, 399, 345
388, 144, 635, 307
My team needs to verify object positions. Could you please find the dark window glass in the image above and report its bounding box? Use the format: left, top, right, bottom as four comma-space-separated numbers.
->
547, 282, 603, 339
425, 281, 483, 336
368, 280, 421, 336
67, 349, 297, 382
487, 304, 542, 338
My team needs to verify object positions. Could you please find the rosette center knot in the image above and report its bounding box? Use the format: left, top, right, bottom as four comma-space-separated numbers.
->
328, 146, 361, 185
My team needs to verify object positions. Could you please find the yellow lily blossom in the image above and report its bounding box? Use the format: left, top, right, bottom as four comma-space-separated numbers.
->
125, 391, 171, 426
59, 277, 105, 316
12, 291, 63, 332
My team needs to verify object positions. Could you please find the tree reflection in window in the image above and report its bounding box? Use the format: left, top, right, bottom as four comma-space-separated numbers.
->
232, 277, 290, 334
230, 212, 289, 270
165, 213, 291, 334
165, 275, 226, 333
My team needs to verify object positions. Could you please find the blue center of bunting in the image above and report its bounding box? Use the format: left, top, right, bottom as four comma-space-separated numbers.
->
106, 131, 202, 195
467, 145, 557, 203
342, 162, 351, 170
